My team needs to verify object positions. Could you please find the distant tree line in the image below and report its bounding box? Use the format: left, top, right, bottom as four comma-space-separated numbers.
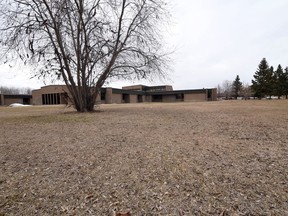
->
0, 86, 32, 95
217, 78, 252, 100
217, 58, 288, 100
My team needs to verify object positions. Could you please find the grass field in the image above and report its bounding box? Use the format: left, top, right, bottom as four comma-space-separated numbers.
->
0, 100, 287, 215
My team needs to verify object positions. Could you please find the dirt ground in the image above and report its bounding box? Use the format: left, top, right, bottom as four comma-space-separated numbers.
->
0, 100, 287, 215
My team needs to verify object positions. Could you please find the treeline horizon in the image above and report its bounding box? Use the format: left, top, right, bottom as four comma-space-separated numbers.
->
217, 58, 288, 99
2, 57, 288, 99
0, 86, 32, 95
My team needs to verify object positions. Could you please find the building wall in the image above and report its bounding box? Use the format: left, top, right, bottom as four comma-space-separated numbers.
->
41, 85, 68, 94
108, 89, 141, 104
122, 85, 144, 91
0, 95, 32, 106
165, 86, 173, 91
31, 85, 217, 105
33, 85, 110, 105
129, 95, 138, 103
105, 88, 113, 104
3, 98, 23, 105
162, 95, 176, 102
95, 92, 102, 104
32, 85, 69, 105
0, 94, 4, 106
32, 89, 43, 105
145, 95, 152, 102
211, 88, 217, 101
184, 92, 206, 102
146, 85, 173, 92
111, 93, 122, 104
137, 95, 143, 102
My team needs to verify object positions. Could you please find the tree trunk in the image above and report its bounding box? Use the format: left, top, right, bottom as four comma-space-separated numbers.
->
72, 89, 98, 112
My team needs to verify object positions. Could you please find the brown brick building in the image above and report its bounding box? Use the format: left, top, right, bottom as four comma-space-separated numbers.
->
0, 94, 32, 106
31, 84, 217, 105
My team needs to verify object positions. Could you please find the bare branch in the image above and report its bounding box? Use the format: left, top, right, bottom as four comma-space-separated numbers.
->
0, 0, 171, 112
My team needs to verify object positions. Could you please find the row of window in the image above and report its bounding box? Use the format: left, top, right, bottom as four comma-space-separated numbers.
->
42, 93, 61, 105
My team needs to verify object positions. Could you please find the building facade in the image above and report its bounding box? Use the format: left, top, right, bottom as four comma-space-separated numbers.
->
31, 84, 217, 105
0, 94, 32, 106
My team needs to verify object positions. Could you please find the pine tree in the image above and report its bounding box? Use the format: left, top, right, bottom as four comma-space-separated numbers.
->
273, 64, 285, 99
284, 67, 288, 99
251, 58, 274, 99
232, 75, 242, 99
267, 66, 276, 98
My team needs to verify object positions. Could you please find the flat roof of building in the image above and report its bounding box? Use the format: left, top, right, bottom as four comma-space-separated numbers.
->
3, 94, 32, 99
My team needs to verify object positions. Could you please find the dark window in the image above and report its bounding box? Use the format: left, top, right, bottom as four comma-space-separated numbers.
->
101, 92, 106, 100
208, 89, 212, 100
122, 94, 130, 103
152, 95, 162, 102
42, 94, 45, 105
137, 95, 143, 103
46, 94, 49, 104
57, 93, 60, 104
176, 93, 184, 101
23, 98, 30, 105
42, 93, 61, 105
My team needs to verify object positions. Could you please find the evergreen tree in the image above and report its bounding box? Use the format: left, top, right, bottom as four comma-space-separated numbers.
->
284, 67, 288, 99
267, 66, 276, 98
232, 75, 242, 99
252, 58, 274, 99
273, 64, 285, 99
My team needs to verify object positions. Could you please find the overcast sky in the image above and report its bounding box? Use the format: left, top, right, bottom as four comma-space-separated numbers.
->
1, 0, 288, 90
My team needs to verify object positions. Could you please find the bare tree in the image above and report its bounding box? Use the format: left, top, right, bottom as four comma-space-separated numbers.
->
242, 82, 252, 100
0, 86, 19, 94
216, 84, 222, 98
0, 0, 170, 112
22, 87, 32, 95
222, 80, 233, 100
0, 86, 32, 94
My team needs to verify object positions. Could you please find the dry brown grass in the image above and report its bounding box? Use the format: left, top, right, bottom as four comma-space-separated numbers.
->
0, 100, 287, 215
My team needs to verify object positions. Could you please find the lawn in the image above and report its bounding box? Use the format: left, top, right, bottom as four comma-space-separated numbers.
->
0, 100, 287, 215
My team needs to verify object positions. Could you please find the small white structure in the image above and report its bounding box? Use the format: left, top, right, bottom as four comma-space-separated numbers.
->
9, 103, 32, 107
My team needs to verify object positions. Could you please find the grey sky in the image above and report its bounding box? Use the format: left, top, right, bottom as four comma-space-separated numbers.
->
1, 0, 288, 90
168, 0, 288, 89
